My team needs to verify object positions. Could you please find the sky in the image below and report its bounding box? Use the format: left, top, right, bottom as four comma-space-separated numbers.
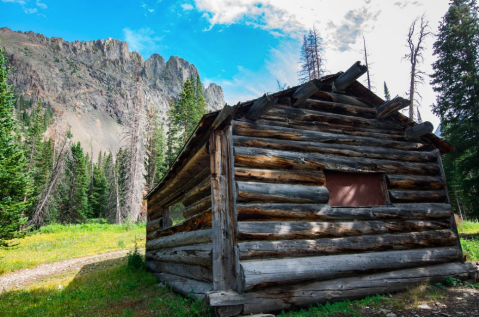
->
0, 0, 451, 129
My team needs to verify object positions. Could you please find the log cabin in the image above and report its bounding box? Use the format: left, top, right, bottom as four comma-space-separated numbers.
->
144, 62, 477, 317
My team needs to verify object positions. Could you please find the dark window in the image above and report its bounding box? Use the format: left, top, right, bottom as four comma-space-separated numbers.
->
324, 171, 387, 207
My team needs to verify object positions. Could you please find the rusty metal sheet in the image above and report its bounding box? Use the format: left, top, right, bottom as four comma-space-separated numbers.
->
325, 171, 385, 207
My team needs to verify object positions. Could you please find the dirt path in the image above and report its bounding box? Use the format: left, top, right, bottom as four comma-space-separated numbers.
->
0, 249, 136, 292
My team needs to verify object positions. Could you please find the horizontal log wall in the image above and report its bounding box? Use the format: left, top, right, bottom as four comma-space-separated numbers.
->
230, 90, 463, 310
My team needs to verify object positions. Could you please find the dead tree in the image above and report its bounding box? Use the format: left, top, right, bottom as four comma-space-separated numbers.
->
404, 14, 431, 121
299, 27, 325, 83
362, 35, 373, 90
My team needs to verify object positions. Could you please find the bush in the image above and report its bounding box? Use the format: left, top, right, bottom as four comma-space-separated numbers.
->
126, 245, 144, 271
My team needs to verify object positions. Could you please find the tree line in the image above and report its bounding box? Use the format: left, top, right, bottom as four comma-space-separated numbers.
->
0, 45, 207, 246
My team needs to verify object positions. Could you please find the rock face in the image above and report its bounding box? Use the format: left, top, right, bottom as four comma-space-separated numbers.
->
0, 27, 225, 156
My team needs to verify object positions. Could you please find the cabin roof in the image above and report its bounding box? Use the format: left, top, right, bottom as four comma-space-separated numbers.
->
145, 72, 453, 200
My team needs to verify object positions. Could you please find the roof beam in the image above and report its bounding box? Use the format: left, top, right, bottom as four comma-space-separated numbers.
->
376, 97, 410, 119
292, 79, 322, 107
245, 94, 278, 121
406, 121, 434, 139
333, 61, 368, 93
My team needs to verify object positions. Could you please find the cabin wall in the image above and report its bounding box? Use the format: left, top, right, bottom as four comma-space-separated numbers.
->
232, 92, 471, 314
145, 143, 213, 299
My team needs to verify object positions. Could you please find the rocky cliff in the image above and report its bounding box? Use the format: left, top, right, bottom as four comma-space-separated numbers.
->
0, 27, 225, 156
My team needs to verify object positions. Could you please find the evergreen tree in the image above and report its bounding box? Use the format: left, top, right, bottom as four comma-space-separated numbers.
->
383, 82, 391, 101
431, 0, 479, 217
57, 142, 89, 223
0, 46, 32, 246
89, 158, 108, 218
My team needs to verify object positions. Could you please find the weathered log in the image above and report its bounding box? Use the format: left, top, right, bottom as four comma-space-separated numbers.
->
147, 209, 212, 240
210, 126, 241, 292
146, 229, 213, 251
314, 91, 371, 108
236, 203, 452, 221
265, 105, 405, 131
376, 97, 410, 118
291, 79, 322, 107
245, 94, 278, 121
148, 148, 210, 211
406, 121, 434, 139
236, 181, 329, 204
146, 244, 212, 267
241, 247, 461, 291
333, 61, 368, 92
238, 229, 458, 260
234, 147, 440, 176
183, 196, 212, 219
182, 176, 211, 207
234, 168, 325, 185
387, 174, 444, 190
237, 219, 450, 241
232, 135, 437, 163
207, 291, 246, 306
389, 190, 447, 203
233, 120, 429, 151
146, 217, 163, 233
147, 260, 213, 282
241, 262, 476, 314
154, 272, 213, 300
299, 99, 376, 118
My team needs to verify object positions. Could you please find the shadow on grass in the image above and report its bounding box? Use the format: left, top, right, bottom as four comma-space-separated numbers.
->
460, 233, 479, 240
0, 256, 211, 317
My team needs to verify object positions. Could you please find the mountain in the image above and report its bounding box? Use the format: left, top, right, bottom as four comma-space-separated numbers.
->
0, 27, 225, 156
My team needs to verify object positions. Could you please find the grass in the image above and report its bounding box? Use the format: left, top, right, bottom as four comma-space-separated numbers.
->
0, 255, 212, 317
278, 295, 386, 317
0, 223, 145, 275
457, 219, 479, 262
457, 220, 479, 235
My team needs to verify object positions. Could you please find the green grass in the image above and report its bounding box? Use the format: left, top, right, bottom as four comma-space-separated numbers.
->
0, 223, 145, 275
461, 237, 479, 262
277, 295, 386, 317
458, 220, 479, 235
0, 256, 212, 317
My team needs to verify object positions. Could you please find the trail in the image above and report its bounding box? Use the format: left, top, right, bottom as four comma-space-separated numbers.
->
0, 249, 133, 292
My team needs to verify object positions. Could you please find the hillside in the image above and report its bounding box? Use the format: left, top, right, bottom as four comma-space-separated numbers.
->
0, 27, 225, 156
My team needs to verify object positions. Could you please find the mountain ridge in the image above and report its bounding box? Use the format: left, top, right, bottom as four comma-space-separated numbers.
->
0, 27, 225, 157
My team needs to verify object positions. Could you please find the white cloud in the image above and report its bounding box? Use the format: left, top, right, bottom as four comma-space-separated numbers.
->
122, 27, 164, 55
24, 7, 36, 13
36, 0, 46, 9
181, 3, 194, 11
2, 0, 47, 14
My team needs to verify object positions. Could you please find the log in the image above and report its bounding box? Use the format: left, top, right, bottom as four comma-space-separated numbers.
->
146, 243, 212, 267
236, 203, 452, 221
291, 79, 322, 107
210, 126, 241, 292
147, 209, 212, 240
182, 176, 211, 207
154, 272, 213, 300
238, 229, 458, 260
298, 99, 377, 118
245, 94, 278, 121
266, 105, 405, 131
314, 91, 371, 108
234, 168, 325, 185
241, 247, 461, 291
237, 219, 450, 241
389, 190, 447, 203
207, 291, 246, 306
146, 229, 213, 251
147, 260, 213, 282
146, 217, 163, 233
148, 148, 210, 211
234, 147, 440, 176
333, 61, 368, 92
406, 121, 434, 139
232, 135, 437, 163
376, 97, 410, 118
236, 181, 329, 203
241, 262, 476, 314
387, 174, 444, 190
183, 196, 212, 219
233, 120, 429, 151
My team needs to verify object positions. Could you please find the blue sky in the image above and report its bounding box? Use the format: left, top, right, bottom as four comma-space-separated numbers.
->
1, 0, 452, 128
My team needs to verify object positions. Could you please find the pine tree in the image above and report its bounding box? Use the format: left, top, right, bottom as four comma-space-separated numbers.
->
431, 0, 479, 217
89, 158, 108, 218
0, 46, 32, 246
298, 27, 325, 83
383, 82, 391, 101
